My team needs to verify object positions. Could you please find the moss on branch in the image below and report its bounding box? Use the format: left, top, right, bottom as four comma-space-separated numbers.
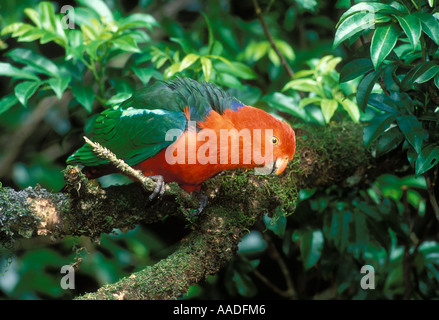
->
0, 122, 377, 300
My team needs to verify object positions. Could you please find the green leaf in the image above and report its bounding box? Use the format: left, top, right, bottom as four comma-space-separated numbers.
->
118, 13, 157, 31
71, 84, 95, 113
415, 12, 439, 45
376, 126, 404, 157
401, 61, 437, 90
262, 92, 324, 125
416, 144, 439, 175
397, 115, 424, 154
24, 8, 41, 28
0, 62, 40, 81
363, 113, 397, 148
299, 97, 322, 108
368, 93, 399, 114
300, 229, 324, 269
14, 81, 41, 106
283, 78, 321, 94
396, 14, 421, 50
131, 67, 159, 85
414, 64, 439, 84
316, 55, 341, 75
77, 0, 114, 22
179, 53, 199, 72
0, 94, 19, 115
370, 23, 400, 69
200, 57, 212, 82
1, 22, 28, 36
111, 35, 140, 53
340, 58, 374, 82
170, 37, 196, 54
6, 48, 60, 77
356, 68, 384, 111
66, 29, 84, 62
263, 214, 287, 238
334, 11, 376, 48
338, 98, 360, 122
39, 1, 57, 32
214, 61, 257, 80
337, 2, 396, 26
48, 76, 71, 99
321, 99, 338, 123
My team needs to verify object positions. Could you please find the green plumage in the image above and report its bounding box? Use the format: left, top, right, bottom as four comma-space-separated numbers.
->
67, 78, 244, 168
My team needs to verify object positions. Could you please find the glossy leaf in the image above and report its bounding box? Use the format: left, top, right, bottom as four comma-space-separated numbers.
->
337, 2, 396, 26
14, 81, 41, 106
338, 98, 360, 122
71, 84, 95, 113
340, 58, 374, 82
6, 48, 60, 77
363, 113, 397, 148
370, 23, 400, 69
396, 14, 421, 49
416, 145, 439, 175
401, 61, 437, 90
368, 93, 400, 114
356, 68, 384, 111
414, 64, 439, 84
0, 94, 19, 115
415, 12, 439, 45
376, 126, 404, 157
39, 2, 57, 32
283, 78, 321, 94
214, 61, 257, 80
48, 76, 71, 99
334, 12, 374, 48
299, 97, 322, 108
300, 229, 324, 269
321, 99, 338, 123
179, 53, 199, 72
110, 35, 140, 53
77, 0, 114, 22
0, 62, 40, 81
200, 57, 212, 82
118, 13, 158, 31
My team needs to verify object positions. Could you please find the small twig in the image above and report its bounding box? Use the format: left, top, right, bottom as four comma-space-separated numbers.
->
83, 136, 156, 192
252, 0, 306, 98
252, 0, 294, 78
252, 223, 297, 299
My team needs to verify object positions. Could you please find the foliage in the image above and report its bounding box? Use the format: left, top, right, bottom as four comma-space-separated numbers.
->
334, 0, 439, 175
0, 0, 438, 300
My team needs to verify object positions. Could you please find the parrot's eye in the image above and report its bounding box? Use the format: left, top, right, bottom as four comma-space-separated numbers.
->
270, 136, 279, 145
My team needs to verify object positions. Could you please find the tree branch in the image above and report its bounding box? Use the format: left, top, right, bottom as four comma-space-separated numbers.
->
1, 122, 381, 299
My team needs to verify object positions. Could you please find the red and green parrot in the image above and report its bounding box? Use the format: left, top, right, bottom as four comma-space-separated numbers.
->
67, 78, 296, 210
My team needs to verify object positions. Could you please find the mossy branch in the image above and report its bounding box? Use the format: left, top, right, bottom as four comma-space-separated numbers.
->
0, 122, 382, 300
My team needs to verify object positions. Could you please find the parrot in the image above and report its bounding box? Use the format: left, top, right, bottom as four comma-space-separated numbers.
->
67, 78, 296, 211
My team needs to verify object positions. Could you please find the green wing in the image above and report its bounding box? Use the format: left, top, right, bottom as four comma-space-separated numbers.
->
67, 106, 186, 167
67, 78, 243, 168
120, 77, 244, 121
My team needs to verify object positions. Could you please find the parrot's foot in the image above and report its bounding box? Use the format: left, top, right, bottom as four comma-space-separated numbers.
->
192, 191, 208, 216
148, 175, 166, 200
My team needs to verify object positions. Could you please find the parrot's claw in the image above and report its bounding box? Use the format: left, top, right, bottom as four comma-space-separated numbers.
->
148, 175, 165, 200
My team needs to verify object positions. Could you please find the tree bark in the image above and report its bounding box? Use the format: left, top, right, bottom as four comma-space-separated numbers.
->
0, 122, 377, 299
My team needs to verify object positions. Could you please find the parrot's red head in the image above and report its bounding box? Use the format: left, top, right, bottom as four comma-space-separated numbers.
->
199, 105, 296, 175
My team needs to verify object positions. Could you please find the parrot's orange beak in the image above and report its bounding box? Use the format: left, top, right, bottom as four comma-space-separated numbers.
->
274, 157, 289, 175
